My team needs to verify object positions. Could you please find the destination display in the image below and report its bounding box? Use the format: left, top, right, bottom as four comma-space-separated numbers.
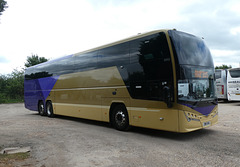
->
191, 68, 212, 79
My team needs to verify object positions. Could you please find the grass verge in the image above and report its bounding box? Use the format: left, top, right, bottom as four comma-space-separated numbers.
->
0, 152, 30, 164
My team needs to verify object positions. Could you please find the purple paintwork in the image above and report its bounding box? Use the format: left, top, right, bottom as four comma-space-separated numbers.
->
24, 76, 59, 111
181, 103, 216, 116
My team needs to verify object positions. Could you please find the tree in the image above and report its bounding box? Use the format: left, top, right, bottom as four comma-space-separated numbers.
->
25, 54, 49, 68
215, 64, 232, 69
0, 0, 7, 16
0, 68, 24, 103
0, 74, 7, 103
5, 69, 24, 99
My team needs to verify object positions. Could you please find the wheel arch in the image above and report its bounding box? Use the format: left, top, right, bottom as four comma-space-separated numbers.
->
45, 99, 52, 104
38, 100, 44, 107
109, 102, 128, 124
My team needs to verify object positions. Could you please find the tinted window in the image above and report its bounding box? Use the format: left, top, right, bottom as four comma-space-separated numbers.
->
169, 30, 213, 67
136, 33, 172, 80
98, 42, 129, 68
25, 55, 75, 80
128, 32, 173, 100
25, 63, 53, 80
130, 34, 155, 64
215, 70, 221, 79
25, 66, 50, 80
75, 51, 98, 72
229, 69, 240, 78
46, 55, 75, 76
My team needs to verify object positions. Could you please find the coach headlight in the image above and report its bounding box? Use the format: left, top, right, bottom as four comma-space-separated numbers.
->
184, 111, 200, 122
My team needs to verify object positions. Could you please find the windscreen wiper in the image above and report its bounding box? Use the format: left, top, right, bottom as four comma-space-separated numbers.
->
191, 98, 203, 109
209, 100, 218, 105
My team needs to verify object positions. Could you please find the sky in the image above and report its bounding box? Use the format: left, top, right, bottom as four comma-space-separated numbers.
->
0, 0, 240, 75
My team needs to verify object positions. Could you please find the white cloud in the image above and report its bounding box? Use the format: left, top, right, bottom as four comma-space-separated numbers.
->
211, 49, 240, 68
230, 27, 240, 35
0, 0, 240, 74
230, 0, 240, 15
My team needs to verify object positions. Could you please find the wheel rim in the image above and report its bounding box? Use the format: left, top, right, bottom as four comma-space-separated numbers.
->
47, 104, 51, 116
40, 104, 44, 113
39, 102, 44, 115
115, 111, 126, 127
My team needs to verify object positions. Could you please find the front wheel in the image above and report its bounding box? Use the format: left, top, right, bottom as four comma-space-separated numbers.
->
46, 101, 54, 118
111, 105, 129, 131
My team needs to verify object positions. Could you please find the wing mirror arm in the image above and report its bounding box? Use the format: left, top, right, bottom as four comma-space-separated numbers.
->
163, 86, 173, 108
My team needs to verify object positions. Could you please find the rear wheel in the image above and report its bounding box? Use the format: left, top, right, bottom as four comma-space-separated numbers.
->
46, 101, 54, 118
111, 105, 129, 131
38, 101, 45, 116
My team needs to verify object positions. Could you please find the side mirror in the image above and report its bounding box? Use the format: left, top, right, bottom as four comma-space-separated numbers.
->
163, 86, 173, 108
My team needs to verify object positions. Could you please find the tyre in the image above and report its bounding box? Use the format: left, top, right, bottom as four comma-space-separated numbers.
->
38, 101, 45, 116
46, 101, 54, 118
111, 104, 129, 131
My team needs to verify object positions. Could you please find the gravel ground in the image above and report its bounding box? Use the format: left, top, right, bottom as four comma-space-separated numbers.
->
0, 102, 240, 167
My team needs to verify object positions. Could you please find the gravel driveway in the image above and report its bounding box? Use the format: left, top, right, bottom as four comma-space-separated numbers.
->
0, 102, 240, 167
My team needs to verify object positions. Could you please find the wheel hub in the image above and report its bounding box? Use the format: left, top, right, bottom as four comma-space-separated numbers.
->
47, 105, 51, 115
40, 104, 44, 112
115, 111, 126, 126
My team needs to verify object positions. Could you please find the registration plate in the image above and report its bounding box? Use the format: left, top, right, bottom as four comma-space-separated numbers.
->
203, 121, 211, 127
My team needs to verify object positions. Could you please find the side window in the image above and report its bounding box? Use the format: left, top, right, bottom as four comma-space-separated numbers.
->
229, 69, 240, 78
75, 51, 98, 72
27, 55, 76, 79
50, 55, 75, 75
129, 32, 173, 101
130, 35, 156, 64
98, 42, 129, 68
215, 70, 221, 79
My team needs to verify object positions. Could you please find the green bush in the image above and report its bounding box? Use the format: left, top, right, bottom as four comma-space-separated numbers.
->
0, 93, 7, 103
0, 69, 24, 104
